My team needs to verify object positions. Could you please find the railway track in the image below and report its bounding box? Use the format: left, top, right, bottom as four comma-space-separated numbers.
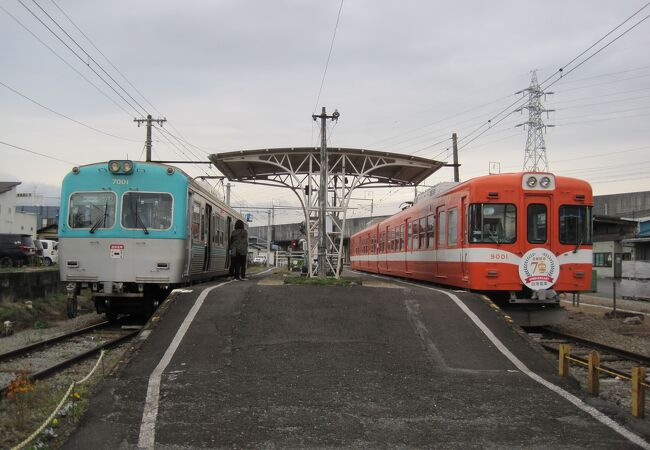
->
0, 321, 141, 398
532, 328, 650, 380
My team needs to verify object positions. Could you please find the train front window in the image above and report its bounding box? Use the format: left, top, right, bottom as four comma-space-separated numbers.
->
122, 192, 173, 230
559, 205, 592, 245
468, 203, 516, 244
69, 192, 116, 229
527, 204, 547, 244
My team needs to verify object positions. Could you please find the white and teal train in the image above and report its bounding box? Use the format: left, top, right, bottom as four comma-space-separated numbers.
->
58, 160, 242, 320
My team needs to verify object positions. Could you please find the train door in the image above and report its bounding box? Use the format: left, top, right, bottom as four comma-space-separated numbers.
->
460, 196, 469, 281
203, 204, 212, 272
379, 226, 388, 273
226, 216, 232, 270
405, 219, 413, 274
525, 195, 551, 251
397, 223, 406, 275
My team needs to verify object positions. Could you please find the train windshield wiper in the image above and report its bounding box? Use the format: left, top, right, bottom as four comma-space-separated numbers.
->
89, 201, 109, 233
573, 238, 583, 254
133, 199, 149, 235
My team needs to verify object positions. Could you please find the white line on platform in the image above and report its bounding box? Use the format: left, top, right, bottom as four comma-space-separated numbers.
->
137, 281, 230, 450
357, 272, 650, 450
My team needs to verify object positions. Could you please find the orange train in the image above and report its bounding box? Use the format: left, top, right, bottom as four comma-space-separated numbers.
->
350, 172, 593, 326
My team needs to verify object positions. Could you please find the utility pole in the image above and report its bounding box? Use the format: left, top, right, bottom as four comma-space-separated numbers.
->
226, 183, 231, 205
134, 114, 166, 162
516, 71, 555, 172
311, 107, 339, 277
452, 133, 460, 182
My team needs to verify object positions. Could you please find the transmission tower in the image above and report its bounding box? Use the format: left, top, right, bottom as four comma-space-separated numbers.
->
515, 71, 555, 172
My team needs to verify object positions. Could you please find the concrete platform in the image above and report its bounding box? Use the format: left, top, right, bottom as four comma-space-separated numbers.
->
62, 271, 650, 449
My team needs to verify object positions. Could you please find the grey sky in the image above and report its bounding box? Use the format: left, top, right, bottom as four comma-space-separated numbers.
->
1, 0, 649, 224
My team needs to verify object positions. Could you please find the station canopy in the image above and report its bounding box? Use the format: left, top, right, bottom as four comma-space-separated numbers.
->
208, 147, 444, 188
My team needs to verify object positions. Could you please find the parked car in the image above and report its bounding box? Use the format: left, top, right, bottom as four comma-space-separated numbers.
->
253, 255, 267, 264
35, 239, 58, 265
0, 233, 36, 267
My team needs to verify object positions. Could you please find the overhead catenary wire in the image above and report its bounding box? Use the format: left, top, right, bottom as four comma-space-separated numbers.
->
0, 79, 141, 143
312, 0, 344, 114
0, 140, 78, 165
0, 5, 134, 118
457, 5, 650, 153
43, 0, 217, 157
28, 0, 149, 116
15, 0, 147, 118
18, 0, 220, 172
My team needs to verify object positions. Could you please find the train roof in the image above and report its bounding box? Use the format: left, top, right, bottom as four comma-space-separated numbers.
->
352, 171, 593, 237
63, 160, 242, 218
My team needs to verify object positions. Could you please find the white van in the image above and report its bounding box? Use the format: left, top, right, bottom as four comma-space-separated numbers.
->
36, 239, 58, 265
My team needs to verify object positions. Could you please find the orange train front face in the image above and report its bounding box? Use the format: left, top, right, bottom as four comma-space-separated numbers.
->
350, 172, 593, 303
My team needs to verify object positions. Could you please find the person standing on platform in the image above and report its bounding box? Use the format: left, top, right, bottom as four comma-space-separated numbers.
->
229, 219, 249, 280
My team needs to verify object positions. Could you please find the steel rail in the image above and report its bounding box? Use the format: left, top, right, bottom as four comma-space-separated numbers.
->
0, 329, 139, 398
542, 329, 650, 366
0, 321, 110, 363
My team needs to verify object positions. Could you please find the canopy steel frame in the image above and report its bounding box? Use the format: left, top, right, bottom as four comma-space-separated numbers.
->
209, 147, 444, 277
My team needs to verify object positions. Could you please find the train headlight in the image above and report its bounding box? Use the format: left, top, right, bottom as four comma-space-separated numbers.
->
166, 167, 175, 175
108, 161, 121, 173
526, 176, 537, 188
540, 176, 551, 188
122, 160, 134, 174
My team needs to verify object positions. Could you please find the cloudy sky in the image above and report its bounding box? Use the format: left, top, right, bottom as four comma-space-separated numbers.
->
1, 0, 649, 225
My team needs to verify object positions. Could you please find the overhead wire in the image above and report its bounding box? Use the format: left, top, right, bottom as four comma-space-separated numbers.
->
457, 4, 650, 152
312, 0, 344, 114
0, 5, 134, 117
15, 0, 146, 118
0, 140, 77, 165
28, 0, 149, 116
0, 79, 141, 143
48, 0, 218, 157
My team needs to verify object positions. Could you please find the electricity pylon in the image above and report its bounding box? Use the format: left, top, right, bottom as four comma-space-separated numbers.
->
516, 71, 555, 172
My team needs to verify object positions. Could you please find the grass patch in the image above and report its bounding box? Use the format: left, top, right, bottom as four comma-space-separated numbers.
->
283, 276, 357, 286
0, 265, 58, 273
0, 293, 91, 332
0, 366, 96, 449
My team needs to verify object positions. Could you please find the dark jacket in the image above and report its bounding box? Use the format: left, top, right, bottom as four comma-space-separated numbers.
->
230, 228, 248, 256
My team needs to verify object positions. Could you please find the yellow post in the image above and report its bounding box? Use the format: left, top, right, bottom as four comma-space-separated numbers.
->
559, 344, 571, 377
631, 367, 646, 418
587, 351, 600, 396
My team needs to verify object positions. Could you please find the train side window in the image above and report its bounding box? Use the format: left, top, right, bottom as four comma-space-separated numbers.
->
412, 221, 419, 250
559, 205, 592, 245
408, 222, 413, 251
527, 204, 547, 244
427, 214, 435, 247
191, 202, 201, 240
419, 217, 426, 248
438, 211, 446, 247
400, 224, 405, 251
448, 209, 458, 246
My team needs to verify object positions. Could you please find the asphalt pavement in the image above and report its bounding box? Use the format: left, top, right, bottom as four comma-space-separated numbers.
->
62, 271, 650, 449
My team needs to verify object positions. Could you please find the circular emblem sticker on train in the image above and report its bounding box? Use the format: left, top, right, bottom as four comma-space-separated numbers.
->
518, 248, 559, 291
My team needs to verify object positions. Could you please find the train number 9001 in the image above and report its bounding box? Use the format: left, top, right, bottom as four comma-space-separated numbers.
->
490, 253, 508, 260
